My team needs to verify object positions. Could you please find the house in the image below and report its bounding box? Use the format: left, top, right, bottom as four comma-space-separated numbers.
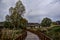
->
27, 23, 40, 29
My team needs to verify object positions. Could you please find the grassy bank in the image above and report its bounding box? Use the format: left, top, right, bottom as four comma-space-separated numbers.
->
43, 25, 60, 40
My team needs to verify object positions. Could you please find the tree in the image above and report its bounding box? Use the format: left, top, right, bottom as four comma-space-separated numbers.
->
5, 15, 10, 22
9, 0, 26, 29
4, 0, 28, 29
20, 17, 28, 29
4, 21, 12, 29
4, 17, 13, 29
4, 15, 10, 28
15, 0, 25, 15
41, 17, 52, 27
9, 7, 14, 15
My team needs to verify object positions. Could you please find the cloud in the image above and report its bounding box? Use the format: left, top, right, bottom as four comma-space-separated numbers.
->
0, 0, 60, 23
0, 0, 18, 21
22, 0, 60, 23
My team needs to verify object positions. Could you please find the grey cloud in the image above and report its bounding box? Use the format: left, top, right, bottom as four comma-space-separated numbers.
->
0, 0, 18, 21
0, 0, 60, 23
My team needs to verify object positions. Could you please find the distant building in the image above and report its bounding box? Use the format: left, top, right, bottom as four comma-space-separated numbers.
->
52, 22, 57, 25
56, 21, 60, 25
27, 23, 40, 29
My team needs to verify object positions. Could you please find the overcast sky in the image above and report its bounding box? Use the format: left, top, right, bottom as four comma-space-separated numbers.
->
0, 0, 60, 23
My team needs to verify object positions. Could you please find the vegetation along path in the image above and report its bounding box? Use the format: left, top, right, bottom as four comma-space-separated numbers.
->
25, 31, 40, 40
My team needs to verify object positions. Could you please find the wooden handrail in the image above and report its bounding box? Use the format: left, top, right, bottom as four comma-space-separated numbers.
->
26, 29, 53, 40
15, 31, 27, 40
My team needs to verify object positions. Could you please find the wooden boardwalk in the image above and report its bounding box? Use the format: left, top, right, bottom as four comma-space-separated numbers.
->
25, 31, 40, 40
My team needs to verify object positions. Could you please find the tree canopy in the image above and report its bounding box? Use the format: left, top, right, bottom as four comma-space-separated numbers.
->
4, 0, 28, 29
41, 17, 52, 27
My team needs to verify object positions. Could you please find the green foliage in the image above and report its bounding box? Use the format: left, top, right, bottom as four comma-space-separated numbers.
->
45, 25, 60, 40
4, 0, 28, 29
41, 17, 52, 27
4, 21, 13, 29
4, 21, 10, 28
9, 0, 28, 28
20, 18, 28, 28
49, 25, 60, 32
15, 0, 25, 15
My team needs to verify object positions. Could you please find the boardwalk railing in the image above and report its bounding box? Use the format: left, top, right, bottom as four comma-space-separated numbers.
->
15, 31, 27, 40
27, 29, 53, 40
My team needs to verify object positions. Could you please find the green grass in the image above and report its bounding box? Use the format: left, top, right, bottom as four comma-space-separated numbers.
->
44, 25, 60, 40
